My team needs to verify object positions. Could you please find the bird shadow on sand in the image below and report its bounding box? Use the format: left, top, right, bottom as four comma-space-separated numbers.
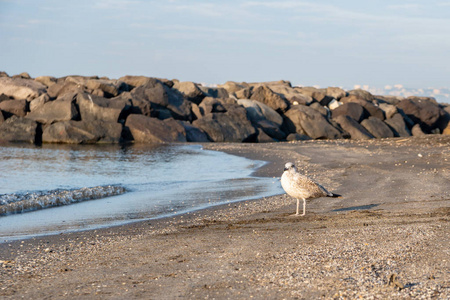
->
332, 204, 380, 212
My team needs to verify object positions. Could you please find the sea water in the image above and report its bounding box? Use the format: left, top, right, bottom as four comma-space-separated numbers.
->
0, 143, 282, 241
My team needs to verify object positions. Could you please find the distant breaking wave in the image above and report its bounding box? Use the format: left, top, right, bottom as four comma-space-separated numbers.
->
0, 185, 126, 216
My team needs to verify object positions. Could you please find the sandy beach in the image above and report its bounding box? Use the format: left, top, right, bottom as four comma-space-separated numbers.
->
0, 135, 449, 299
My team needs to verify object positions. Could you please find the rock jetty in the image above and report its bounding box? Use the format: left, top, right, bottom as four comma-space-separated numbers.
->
0, 72, 449, 144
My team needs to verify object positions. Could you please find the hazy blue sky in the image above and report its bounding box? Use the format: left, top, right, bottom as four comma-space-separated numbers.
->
1, 0, 449, 89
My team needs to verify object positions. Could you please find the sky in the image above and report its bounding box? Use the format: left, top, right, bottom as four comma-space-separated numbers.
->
1, 0, 449, 91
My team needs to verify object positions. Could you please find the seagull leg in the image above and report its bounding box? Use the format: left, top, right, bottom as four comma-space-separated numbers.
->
301, 198, 306, 216
296, 198, 300, 215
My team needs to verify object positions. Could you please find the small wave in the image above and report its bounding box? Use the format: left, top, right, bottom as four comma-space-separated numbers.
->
0, 185, 126, 216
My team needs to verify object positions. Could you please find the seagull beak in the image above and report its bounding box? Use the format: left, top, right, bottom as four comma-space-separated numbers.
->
284, 167, 288, 171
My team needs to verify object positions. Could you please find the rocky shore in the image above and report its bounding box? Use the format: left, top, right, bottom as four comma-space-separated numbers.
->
0, 135, 448, 298
1, 71, 449, 144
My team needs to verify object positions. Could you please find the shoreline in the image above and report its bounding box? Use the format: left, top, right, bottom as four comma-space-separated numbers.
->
1, 136, 449, 298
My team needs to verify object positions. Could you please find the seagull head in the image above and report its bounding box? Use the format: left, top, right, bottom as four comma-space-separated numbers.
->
284, 162, 296, 172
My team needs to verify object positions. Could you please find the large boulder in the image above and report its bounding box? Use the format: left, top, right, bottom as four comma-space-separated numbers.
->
0, 99, 28, 117
47, 81, 85, 99
85, 79, 123, 98
131, 79, 192, 121
334, 115, 374, 140
347, 89, 375, 102
42, 120, 122, 144
411, 124, 426, 136
295, 87, 333, 106
26, 95, 79, 124
125, 114, 186, 143
172, 81, 205, 104
199, 86, 229, 99
29, 94, 50, 112
119, 75, 155, 89
309, 102, 328, 117
396, 98, 443, 133
361, 117, 394, 138
0, 116, 39, 143
34, 76, 57, 88
237, 99, 283, 126
378, 103, 398, 119
384, 113, 411, 137
255, 119, 286, 140
340, 95, 385, 120
331, 102, 368, 122
284, 105, 343, 139
76, 93, 123, 123
192, 106, 256, 142
326, 87, 346, 100
269, 85, 313, 106
198, 97, 228, 115
0, 77, 46, 100
235, 87, 252, 99
218, 81, 249, 94
250, 85, 289, 112
180, 122, 210, 142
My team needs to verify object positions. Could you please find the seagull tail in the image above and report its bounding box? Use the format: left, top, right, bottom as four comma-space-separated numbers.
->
328, 192, 342, 198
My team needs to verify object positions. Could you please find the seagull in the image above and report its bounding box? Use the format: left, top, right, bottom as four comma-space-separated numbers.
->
281, 162, 341, 216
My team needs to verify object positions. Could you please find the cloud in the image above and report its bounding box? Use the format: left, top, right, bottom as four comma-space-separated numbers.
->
92, 0, 143, 10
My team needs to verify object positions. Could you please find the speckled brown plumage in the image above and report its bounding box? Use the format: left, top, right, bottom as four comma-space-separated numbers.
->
281, 162, 340, 216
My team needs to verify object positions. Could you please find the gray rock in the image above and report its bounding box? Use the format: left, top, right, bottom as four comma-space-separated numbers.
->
296, 87, 332, 105
341, 95, 385, 120
334, 115, 374, 140
256, 119, 286, 140
255, 127, 277, 143
85, 79, 120, 98
378, 103, 398, 119
131, 78, 192, 121
35, 76, 57, 88
181, 122, 211, 142
375, 95, 403, 105
348, 89, 375, 102
235, 87, 252, 99
118, 75, 153, 89
29, 94, 50, 112
199, 97, 228, 115
218, 81, 249, 94
42, 120, 122, 144
0, 99, 28, 117
250, 85, 289, 112
125, 114, 186, 143
0, 116, 38, 143
237, 99, 283, 126
286, 133, 312, 141
284, 105, 343, 139
0, 77, 46, 100
331, 102, 368, 122
411, 123, 426, 136
269, 85, 313, 106
172, 81, 205, 104
384, 113, 411, 137
26, 95, 79, 124
396, 98, 443, 133
76, 93, 123, 123
309, 102, 328, 117
361, 117, 394, 138
193, 106, 256, 142
199, 86, 229, 99
47, 81, 84, 99
326, 87, 346, 100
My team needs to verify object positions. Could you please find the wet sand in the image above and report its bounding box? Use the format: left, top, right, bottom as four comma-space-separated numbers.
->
1, 135, 449, 299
